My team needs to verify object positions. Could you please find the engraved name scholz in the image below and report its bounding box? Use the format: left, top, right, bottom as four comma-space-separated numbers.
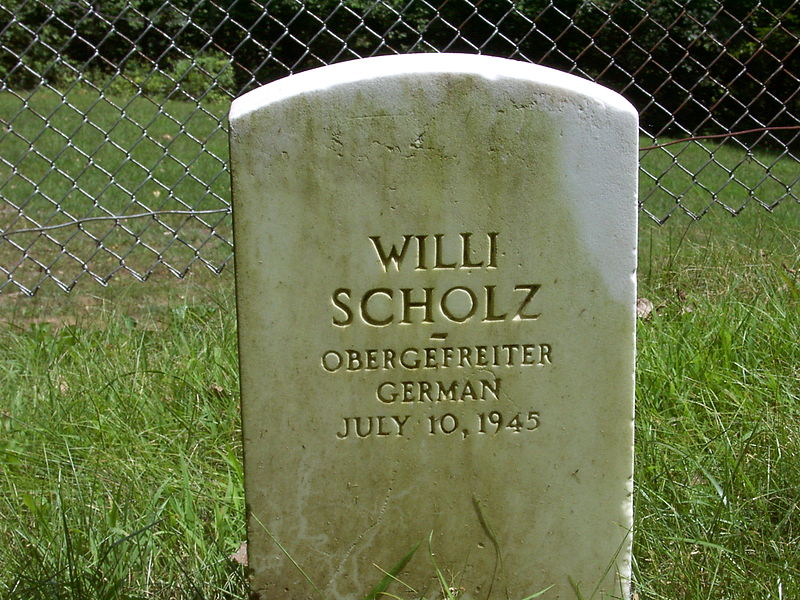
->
330, 232, 542, 326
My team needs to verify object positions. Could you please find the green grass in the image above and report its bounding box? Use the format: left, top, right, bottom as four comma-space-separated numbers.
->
0, 208, 797, 599
634, 207, 800, 599
0, 87, 232, 292
639, 138, 798, 220
0, 270, 246, 599
0, 86, 798, 598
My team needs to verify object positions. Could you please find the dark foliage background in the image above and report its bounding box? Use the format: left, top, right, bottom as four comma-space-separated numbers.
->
1, 0, 797, 139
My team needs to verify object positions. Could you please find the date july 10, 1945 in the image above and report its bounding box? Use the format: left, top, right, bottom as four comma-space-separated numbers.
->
336, 410, 541, 439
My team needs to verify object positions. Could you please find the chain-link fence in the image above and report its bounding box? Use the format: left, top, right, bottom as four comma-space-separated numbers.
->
0, 0, 797, 294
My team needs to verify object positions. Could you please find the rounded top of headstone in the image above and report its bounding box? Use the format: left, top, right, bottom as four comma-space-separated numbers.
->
229, 53, 636, 123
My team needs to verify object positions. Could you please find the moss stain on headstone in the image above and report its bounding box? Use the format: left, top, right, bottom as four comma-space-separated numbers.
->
230, 55, 637, 600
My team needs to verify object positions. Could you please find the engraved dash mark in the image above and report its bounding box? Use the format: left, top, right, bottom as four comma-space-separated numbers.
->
430, 333, 448, 341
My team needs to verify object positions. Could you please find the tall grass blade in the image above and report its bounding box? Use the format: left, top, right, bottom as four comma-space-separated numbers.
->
519, 584, 555, 599
363, 539, 421, 600
427, 531, 452, 599
471, 496, 504, 600
252, 515, 324, 600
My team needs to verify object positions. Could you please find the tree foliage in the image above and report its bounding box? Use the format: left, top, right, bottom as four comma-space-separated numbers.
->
0, 0, 796, 134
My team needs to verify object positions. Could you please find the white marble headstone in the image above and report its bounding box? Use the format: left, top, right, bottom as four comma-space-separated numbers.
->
230, 54, 637, 600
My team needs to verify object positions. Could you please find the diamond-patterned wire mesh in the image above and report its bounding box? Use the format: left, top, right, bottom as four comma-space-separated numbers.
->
0, 0, 797, 294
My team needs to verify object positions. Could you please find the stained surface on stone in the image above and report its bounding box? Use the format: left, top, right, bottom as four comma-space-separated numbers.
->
230, 54, 638, 600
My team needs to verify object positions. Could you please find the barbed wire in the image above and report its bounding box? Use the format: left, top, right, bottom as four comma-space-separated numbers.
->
0, 208, 232, 239
639, 126, 800, 151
